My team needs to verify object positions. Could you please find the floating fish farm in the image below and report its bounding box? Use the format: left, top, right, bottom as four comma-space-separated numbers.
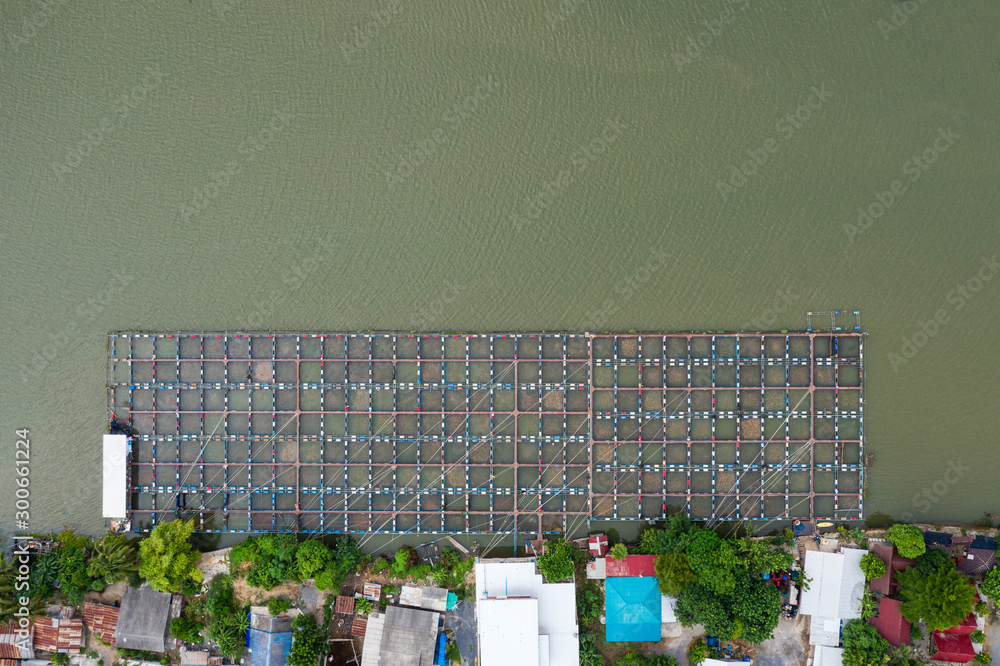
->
107, 323, 865, 534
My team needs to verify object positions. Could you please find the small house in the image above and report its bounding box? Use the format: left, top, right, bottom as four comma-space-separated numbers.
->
399, 586, 448, 612
360, 606, 440, 666
588, 535, 609, 558
799, 548, 868, 646
115, 584, 178, 653
249, 613, 293, 666
604, 554, 657, 578
959, 536, 996, 576
604, 577, 661, 642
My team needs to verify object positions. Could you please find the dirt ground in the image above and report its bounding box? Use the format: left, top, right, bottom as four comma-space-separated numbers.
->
751, 615, 809, 666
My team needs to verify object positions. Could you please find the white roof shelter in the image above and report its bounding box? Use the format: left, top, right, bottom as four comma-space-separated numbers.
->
800, 548, 867, 647
475, 559, 579, 666
812, 645, 845, 666
799, 549, 867, 619
102, 434, 128, 519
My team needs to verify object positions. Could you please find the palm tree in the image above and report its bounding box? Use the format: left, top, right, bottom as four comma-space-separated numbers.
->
87, 533, 139, 587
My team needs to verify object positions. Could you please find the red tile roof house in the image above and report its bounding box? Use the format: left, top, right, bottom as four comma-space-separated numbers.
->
867, 597, 910, 648
33, 616, 83, 654
605, 555, 657, 578
868, 543, 916, 596
930, 631, 976, 663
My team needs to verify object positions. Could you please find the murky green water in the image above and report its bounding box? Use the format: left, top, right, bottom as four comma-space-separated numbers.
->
2, 1, 999, 546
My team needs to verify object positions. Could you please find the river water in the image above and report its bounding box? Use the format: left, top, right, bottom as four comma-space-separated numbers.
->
1, 1, 998, 546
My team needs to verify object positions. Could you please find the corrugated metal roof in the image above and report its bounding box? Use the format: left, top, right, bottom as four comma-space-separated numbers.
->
604, 555, 657, 578
181, 650, 209, 665
249, 628, 292, 666
84, 603, 120, 645
32, 616, 83, 653
799, 549, 867, 620
115, 584, 174, 653
399, 586, 448, 612
335, 596, 355, 615
868, 597, 910, 648
931, 631, 976, 662
351, 619, 367, 638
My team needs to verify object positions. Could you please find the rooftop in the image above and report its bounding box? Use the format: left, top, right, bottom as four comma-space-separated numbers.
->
33, 616, 83, 654
605, 554, 657, 578
604, 577, 662, 642
360, 606, 439, 666
115, 584, 175, 653
83, 602, 120, 645
867, 597, 910, 648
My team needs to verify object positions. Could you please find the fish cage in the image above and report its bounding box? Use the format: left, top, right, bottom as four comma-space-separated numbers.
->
106, 328, 864, 534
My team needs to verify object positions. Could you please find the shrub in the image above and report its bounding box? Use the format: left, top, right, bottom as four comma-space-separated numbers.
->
577, 582, 603, 624
970, 629, 986, 644
170, 615, 204, 643
355, 597, 373, 615
609, 543, 628, 561
910, 624, 923, 641
860, 553, 886, 581
886, 524, 926, 559
982, 568, 1000, 603
536, 540, 577, 583
687, 640, 709, 665
267, 598, 293, 616
371, 556, 389, 574
50, 654, 70, 666
974, 654, 992, 664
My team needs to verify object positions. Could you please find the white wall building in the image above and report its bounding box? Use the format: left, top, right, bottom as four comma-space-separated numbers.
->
474, 559, 579, 666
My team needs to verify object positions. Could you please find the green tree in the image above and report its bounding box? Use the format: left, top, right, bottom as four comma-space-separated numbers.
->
841, 619, 890, 666
609, 543, 628, 561
886, 524, 926, 559
637, 515, 694, 555
54, 531, 98, 604
733, 538, 794, 575
732, 577, 781, 644
674, 583, 735, 639
860, 552, 886, 581
355, 597, 373, 615
982, 568, 1000, 602
914, 547, 955, 575
88, 533, 139, 587
288, 613, 327, 666
204, 576, 247, 659
294, 540, 331, 581
138, 519, 203, 593
689, 534, 739, 596
896, 565, 976, 631
654, 552, 698, 596
537, 539, 577, 583
687, 641, 709, 665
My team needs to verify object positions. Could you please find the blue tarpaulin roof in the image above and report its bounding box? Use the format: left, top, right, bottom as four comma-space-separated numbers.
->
605, 577, 662, 642
250, 627, 293, 666
433, 633, 447, 666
